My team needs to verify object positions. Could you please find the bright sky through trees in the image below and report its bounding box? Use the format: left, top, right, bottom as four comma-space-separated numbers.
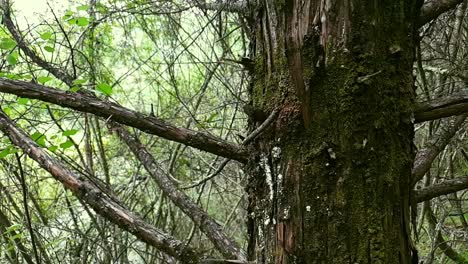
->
13, 0, 65, 24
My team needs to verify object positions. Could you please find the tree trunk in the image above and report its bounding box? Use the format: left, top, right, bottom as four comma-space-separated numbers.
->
246, 1, 422, 263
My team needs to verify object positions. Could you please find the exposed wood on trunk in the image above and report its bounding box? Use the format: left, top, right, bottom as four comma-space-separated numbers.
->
247, 0, 423, 263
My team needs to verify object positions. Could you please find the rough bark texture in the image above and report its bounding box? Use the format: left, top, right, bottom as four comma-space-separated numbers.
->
246, 1, 422, 263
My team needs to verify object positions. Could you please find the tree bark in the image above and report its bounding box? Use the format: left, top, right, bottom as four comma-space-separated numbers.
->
246, 1, 422, 263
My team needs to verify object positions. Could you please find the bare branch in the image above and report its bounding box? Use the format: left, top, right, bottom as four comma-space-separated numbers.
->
187, 0, 247, 13
412, 114, 466, 184
201, 259, 253, 264
418, 0, 465, 27
242, 108, 279, 145
0, 111, 205, 263
111, 124, 246, 261
0, 78, 248, 162
415, 176, 468, 202
414, 91, 468, 122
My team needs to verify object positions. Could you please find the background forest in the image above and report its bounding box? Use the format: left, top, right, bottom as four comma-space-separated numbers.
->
0, 0, 466, 263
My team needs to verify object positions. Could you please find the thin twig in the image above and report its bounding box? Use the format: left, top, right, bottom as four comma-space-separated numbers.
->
15, 153, 41, 264
242, 108, 279, 145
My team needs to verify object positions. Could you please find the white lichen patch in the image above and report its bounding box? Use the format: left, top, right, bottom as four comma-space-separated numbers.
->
264, 218, 271, 226
277, 174, 283, 194
283, 207, 290, 219
260, 155, 274, 200
272, 146, 281, 159
327, 148, 336, 159
363, 138, 368, 147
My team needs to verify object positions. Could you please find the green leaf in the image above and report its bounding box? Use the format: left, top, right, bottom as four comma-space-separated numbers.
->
96, 83, 113, 96
31, 132, 47, 147
207, 112, 218, 123
76, 17, 89, 27
72, 79, 87, 85
95, 3, 108, 14
67, 18, 77, 25
0, 38, 16, 50
62, 129, 78, 137
40, 32, 53, 40
0, 147, 13, 158
44, 46, 55, 52
6, 224, 21, 232
0, 149, 9, 158
69, 86, 81, 92
37, 76, 52, 84
48, 145, 58, 152
6, 51, 18, 65
60, 140, 74, 149
77, 4, 89, 11
17, 97, 29, 105
3, 107, 11, 116
62, 10, 74, 20
5, 73, 20, 80
10, 233, 23, 241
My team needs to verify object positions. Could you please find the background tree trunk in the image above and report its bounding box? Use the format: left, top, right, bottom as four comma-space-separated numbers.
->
246, 1, 422, 263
